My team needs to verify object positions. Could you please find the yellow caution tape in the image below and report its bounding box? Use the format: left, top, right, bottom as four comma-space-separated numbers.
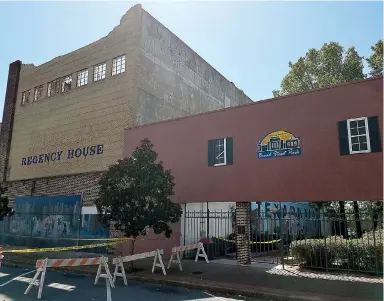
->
0, 233, 125, 241
215, 237, 281, 245
3, 238, 131, 253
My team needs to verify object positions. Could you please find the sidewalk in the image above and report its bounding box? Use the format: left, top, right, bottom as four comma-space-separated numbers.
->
3, 251, 383, 301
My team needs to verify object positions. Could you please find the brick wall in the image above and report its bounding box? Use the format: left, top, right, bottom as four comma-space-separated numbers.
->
6, 171, 103, 206
0, 61, 21, 183
236, 202, 251, 265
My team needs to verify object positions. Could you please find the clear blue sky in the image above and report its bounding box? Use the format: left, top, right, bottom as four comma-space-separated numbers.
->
0, 1, 382, 120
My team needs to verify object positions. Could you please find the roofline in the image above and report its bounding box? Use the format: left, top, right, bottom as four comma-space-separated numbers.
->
126, 76, 383, 131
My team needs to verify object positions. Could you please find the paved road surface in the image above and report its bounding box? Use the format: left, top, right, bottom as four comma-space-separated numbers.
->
0, 266, 264, 301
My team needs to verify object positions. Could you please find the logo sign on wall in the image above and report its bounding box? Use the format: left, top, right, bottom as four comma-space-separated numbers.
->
257, 131, 301, 159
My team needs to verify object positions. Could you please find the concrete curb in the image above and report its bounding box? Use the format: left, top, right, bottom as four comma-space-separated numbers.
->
127, 275, 365, 301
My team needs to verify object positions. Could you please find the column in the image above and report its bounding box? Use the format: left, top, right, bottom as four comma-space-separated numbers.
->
236, 202, 251, 265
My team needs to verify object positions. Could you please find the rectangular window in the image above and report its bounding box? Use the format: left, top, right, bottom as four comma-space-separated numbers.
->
112, 55, 125, 76
338, 116, 382, 155
21, 90, 30, 105
47, 78, 61, 97
94, 63, 106, 82
61, 75, 72, 92
214, 138, 226, 165
77, 69, 88, 87
347, 117, 371, 154
208, 137, 233, 166
33, 85, 43, 102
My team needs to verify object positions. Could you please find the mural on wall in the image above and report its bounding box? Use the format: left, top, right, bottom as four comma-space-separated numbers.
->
257, 131, 301, 159
250, 202, 320, 239
9, 195, 82, 239
80, 214, 109, 239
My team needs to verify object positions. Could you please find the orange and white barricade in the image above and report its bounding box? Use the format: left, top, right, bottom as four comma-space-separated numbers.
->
112, 249, 166, 286
167, 242, 209, 271
0, 247, 3, 269
24, 256, 113, 300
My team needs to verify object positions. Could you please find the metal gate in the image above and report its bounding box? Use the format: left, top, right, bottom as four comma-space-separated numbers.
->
183, 208, 236, 259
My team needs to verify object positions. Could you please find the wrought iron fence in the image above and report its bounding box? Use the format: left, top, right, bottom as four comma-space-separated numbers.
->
183, 201, 383, 275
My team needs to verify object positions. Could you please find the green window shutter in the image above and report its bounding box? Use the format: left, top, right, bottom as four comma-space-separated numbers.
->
368, 116, 382, 153
337, 120, 350, 156
226, 137, 233, 165
208, 140, 215, 166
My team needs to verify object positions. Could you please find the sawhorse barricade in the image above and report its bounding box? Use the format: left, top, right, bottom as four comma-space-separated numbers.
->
112, 249, 166, 285
167, 242, 209, 271
24, 256, 114, 300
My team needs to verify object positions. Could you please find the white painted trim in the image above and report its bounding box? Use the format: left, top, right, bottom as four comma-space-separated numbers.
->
81, 206, 97, 215
214, 138, 227, 166
347, 117, 371, 155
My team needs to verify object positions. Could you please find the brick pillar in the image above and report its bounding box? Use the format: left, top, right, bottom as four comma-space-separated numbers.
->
236, 202, 251, 265
0, 60, 21, 183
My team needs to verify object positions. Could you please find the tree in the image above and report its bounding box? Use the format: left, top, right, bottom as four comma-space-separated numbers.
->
273, 42, 365, 96
0, 184, 14, 221
366, 39, 383, 77
95, 138, 182, 261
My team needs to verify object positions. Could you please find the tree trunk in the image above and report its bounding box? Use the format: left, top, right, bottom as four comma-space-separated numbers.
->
128, 239, 136, 272
338, 201, 348, 239
353, 201, 362, 238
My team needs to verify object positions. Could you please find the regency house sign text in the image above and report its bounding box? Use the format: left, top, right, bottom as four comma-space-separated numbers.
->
21, 144, 104, 166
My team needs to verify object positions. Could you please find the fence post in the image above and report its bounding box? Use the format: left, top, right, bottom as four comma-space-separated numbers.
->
206, 202, 210, 259
371, 202, 379, 276
279, 202, 284, 269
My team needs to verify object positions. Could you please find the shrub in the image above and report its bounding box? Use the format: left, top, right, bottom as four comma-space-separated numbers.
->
290, 232, 383, 273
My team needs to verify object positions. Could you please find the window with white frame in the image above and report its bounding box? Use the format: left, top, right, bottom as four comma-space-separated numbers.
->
112, 55, 125, 76
214, 138, 226, 165
61, 75, 72, 92
33, 85, 43, 101
94, 62, 106, 81
347, 117, 370, 154
77, 69, 88, 87
21, 90, 30, 105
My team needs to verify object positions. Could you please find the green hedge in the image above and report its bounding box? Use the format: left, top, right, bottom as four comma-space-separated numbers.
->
290, 231, 383, 273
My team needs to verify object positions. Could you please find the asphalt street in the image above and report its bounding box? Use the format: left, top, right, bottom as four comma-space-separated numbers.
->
0, 266, 263, 301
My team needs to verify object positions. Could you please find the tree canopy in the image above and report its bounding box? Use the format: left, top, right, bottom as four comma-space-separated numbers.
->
0, 184, 14, 221
272, 42, 366, 97
95, 138, 182, 242
366, 40, 383, 77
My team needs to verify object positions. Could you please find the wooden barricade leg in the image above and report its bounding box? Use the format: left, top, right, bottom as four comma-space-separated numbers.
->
24, 259, 46, 296
195, 242, 209, 263
152, 249, 167, 275
167, 249, 183, 271
94, 256, 115, 288
112, 258, 127, 286
37, 259, 48, 300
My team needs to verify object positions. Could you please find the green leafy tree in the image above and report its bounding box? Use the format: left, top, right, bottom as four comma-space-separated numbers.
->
366, 39, 383, 77
273, 42, 365, 97
95, 138, 182, 260
0, 184, 14, 221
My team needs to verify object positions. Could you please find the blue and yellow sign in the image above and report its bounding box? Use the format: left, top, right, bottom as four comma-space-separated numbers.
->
257, 131, 301, 159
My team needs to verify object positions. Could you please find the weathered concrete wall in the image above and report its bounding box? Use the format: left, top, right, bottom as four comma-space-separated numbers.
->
8, 5, 142, 181
136, 9, 252, 125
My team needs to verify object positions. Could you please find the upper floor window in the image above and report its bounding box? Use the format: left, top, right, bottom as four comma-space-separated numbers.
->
47, 78, 61, 97
33, 85, 43, 102
61, 75, 72, 92
208, 137, 233, 166
94, 63, 106, 82
21, 90, 30, 106
338, 116, 382, 155
77, 69, 88, 87
347, 117, 370, 154
112, 55, 125, 76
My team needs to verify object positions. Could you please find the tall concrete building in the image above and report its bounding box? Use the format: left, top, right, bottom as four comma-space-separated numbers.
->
0, 4, 252, 207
